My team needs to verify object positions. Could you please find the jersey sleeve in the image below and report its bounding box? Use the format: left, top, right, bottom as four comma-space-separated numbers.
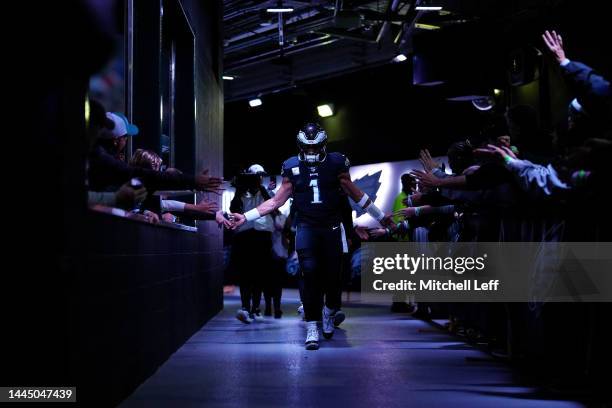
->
281, 161, 291, 179
338, 153, 351, 174
281, 157, 298, 180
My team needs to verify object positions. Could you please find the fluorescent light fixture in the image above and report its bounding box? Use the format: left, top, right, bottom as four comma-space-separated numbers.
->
223, 75, 235, 80
317, 104, 334, 117
249, 98, 262, 107
266, 8, 294, 12
415, 23, 441, 30
415, 6, 443, 11
393, 54, 408, 62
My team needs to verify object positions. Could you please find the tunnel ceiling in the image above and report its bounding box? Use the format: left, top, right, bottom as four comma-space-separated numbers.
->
222, 0, 564, 102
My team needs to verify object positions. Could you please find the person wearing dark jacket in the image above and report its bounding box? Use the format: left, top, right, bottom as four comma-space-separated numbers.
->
542, 30, 611, 128
229, 164, 275, 324
88, 112, 223, 193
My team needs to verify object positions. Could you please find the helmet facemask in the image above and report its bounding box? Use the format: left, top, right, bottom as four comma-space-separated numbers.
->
297, 124, 328, 165
298, 143, 327, 165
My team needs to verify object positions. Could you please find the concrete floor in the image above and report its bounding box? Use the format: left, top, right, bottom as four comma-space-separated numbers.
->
120, 290, 585, 408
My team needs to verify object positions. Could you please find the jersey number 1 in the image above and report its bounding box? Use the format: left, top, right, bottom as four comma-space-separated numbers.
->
309, 179, 323, 204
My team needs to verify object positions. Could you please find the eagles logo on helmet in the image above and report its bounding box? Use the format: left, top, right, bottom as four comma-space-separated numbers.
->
297, 123, 328, 165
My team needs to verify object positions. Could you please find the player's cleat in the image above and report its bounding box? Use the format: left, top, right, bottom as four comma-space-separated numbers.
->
251, 310, 264, 322
332, 310, 346, 327
236, 308, 253, 324
322, 306, 335, 339
305, 321, 320, 350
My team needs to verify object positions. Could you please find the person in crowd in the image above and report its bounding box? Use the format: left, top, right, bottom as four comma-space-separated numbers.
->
88, 109, 224, 195
262, 176, 286, 318
392, 174, 417, 228
230, 164, 276, 324
128, 149, 231, 226
542, 30, 611, 129
86, 99, 149, 211
264, 206, 287, 318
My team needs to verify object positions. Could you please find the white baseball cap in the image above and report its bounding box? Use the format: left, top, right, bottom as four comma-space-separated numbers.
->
246, 164, 266, 175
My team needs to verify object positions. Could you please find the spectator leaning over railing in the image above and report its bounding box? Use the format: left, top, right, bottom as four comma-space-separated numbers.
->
88, 109, 223, 195
128, 148, 231, 228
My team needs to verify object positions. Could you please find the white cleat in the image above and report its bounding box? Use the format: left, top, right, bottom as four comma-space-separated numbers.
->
236, 309, 253, 324
251, 310, 264, 322
322, 306, 335, 339
305, 321, 320, 350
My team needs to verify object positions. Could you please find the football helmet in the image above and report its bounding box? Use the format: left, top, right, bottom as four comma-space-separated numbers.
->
297, 123, 327, 165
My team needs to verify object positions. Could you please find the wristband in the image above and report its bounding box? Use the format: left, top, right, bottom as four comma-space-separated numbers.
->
414, 207, 421, 217
571, 169, 591, 186
503, 155, 517, 167
356, 193, 369, 208
244, 208, 261, 222
367, 203, 386, 221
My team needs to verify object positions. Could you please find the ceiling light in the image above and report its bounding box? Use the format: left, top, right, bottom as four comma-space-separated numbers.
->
266, 8, 294, 13
317, 104, 334, 117
415, 6, 443, 11
249, 98, 262, 107
393, 54, 408, 62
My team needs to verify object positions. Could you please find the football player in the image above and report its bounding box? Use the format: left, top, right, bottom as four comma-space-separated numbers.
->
230, 123, 392, 350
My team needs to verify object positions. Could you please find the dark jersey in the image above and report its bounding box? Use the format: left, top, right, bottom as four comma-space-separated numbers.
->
282, 152, 351, 226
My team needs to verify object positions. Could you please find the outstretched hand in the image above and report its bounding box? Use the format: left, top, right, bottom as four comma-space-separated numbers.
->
195, 198, 218, 213
195, 169, 225, 194
115, 182, 148, 210
419, 149, 439, 172
380, 214, 394, 228
368, 228, 388, 239
542, 30, 566, 64
229, 213, 246, 230
215, 211, 233, 229
354, 226, 370, 241
473, 144, 517, 162
393, 207, 417, 218
409, 170, 440, 188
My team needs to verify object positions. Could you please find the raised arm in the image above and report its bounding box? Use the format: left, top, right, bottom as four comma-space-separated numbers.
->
230, 177, 293, 229
410, 170, 467, 189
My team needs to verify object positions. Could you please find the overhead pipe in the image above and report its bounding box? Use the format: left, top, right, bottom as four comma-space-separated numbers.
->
226, 51, 397, 102
375, 0, 403, 43
226, 13, 335, 54
225, 35, 341, 70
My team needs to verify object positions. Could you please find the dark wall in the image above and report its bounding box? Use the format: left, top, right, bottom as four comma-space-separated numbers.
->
14, 0, 224, 406
76, 212, 223, 406
80, 1, 224, 405
180, 0, 225, 257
